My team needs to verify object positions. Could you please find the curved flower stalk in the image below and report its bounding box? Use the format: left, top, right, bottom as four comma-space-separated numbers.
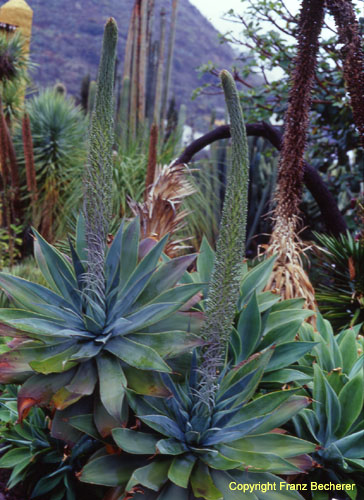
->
264, 0, 325, 313
197, 70, 250, 405
327, 0, 364, 146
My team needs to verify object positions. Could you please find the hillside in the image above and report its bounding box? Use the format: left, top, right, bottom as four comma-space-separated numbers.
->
22, 0, 238, 120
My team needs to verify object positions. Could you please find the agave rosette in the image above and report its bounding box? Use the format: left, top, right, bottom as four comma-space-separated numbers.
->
0, 216, 203, 434
187, 239, 317, 387
292, 316, 364, 498
0, 385, 103, 499
78, 350, 315, 499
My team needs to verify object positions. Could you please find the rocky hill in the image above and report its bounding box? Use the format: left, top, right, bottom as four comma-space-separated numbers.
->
22, 0, 238, 120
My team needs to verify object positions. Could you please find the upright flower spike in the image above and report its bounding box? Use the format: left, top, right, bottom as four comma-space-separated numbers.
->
198, 69, 249, 404
83, 18, 118, 300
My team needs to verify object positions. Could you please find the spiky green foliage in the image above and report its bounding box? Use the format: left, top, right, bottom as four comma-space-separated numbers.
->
314, 232, 364, 332
292, 315, 364, 498
83, 18, 118, 300
0, 257, 47, 308
198, 70, 250, 402
78, 354, 313, 499
229, 258, 315, 376
0, 217, 202, 437
187, 241, 315, 387
0, 385, 103, 499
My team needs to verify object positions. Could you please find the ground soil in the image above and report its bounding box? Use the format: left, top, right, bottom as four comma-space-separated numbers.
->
0, 470, 27, 500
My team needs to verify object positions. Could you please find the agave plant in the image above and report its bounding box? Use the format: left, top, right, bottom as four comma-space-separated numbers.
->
0, 385, 104, 500
291, 315, 364, 498
78, 352, 314, 499
0, 216, 203, 437
76, 68, 316, 500
184, 239, 315, 387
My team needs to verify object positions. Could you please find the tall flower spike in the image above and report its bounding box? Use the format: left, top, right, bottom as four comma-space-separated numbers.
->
264, 0, 325, 313
198, 70, 250, 405
83, 18, 118, 301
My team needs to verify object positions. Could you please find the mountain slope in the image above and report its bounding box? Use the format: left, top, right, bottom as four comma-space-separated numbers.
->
23, 0, 236, 118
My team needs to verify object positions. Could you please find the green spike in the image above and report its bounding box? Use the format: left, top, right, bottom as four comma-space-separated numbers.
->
198, 70, 250, 403
83, 18, 118, 300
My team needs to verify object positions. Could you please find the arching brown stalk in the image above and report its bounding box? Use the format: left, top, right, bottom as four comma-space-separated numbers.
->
326, 0, 364, 146
265, 0, 325, 313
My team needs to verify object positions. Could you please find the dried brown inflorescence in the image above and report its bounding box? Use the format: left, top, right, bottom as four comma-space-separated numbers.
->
22, 112, 38, 201
128, 162, 195, 257
265, 0, 325, 314
327, 0, 364, 147
264, 216, 316, 311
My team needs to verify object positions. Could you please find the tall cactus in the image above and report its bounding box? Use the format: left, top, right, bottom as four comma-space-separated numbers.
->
198, 70, 250, 405
83, 18, 118, 301
161, 0, 179, 129
138, 0, 148, 125
153, 9, 166, 127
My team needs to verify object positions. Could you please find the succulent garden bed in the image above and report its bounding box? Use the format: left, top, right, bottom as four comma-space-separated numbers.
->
0, 1, 363, 500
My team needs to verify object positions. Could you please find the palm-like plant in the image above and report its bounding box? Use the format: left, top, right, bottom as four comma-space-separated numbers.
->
16, 88, 87, 240
0, 31, 28, 84
128, 162, 196, 257
314, 231, 364, 332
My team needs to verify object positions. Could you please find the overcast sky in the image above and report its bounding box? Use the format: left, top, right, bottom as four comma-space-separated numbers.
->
189, 0, 301, 38
189, 0, 363, 39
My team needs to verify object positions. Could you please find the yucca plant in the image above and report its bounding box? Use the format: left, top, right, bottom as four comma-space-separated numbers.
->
0, 31, 28, 84
0, 19, 203, 442
15, 88, 87, 240
291, 315, 364, 499
0, 385, 104, 499
314, 231, 364, 332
